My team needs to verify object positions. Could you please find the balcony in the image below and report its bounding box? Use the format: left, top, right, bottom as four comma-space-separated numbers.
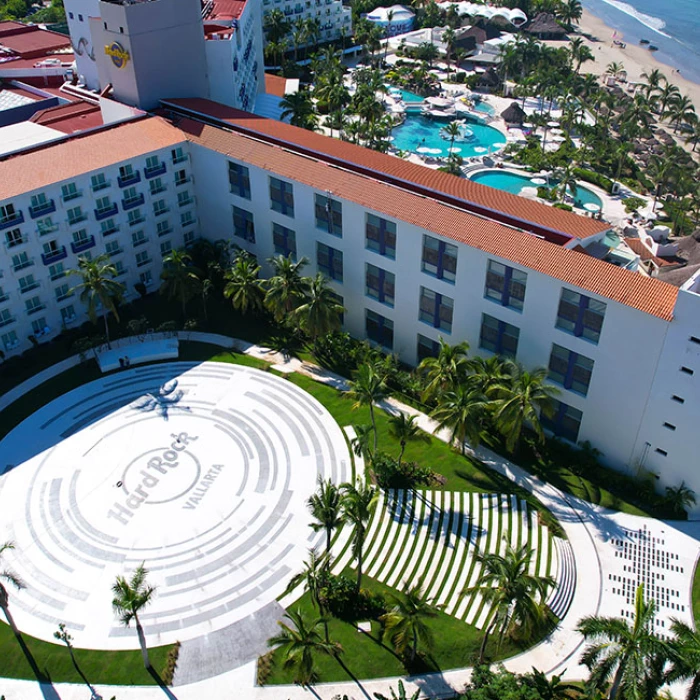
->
158, 226, 173, 237
95, 203, 119, 221
70, 235, 96, 254
133, 236, 149, 247
13, 258, 33, 272
37, 222, 59, 236
0, 211, 24, 231
122, 193, 145, 211
129, 216, 146, 227
154, 207, 170, 217
92, 180, 111, 192
137, 257, 151, 268
6, 234, 27, 249
101, 224, 120, 237
20, 282, 40, 294
42, 246, 67, 265
172, 153, 188, 165
107, 247, 123, 257
49, 268, 65, 281
150, 184, 167, 195
178, 196, 194, 208
67, 213, 88, 226
26, 303, 46, 315
175, 176, 191, 187
145, 162, 167, 179
56, 290, 72, 302
117, 171, 141, 188
115, 266, 128, 276
0, 316, 15, 328
62, 189, 83, 202
29, 200, 56, 219
0, 292, 8, 302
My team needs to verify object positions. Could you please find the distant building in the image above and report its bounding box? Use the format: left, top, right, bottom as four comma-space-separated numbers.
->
63, 0, 264, 111
261, 0, 352, 48
366, 5, 415, 37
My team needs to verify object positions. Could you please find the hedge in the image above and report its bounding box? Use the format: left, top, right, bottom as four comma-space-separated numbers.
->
573, 167, 614, 193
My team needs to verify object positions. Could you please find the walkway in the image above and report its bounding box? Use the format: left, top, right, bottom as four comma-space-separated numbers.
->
1, 332, 698, 700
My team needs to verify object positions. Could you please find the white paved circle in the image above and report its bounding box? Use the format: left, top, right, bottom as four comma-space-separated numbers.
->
0, 362, 351, 649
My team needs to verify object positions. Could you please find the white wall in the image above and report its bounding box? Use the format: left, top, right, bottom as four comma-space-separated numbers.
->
63, 0, 101, 89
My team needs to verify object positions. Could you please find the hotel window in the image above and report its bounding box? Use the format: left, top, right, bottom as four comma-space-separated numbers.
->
228, 162, 250, 198
366, 309, 393, 350
145, 155, 163, 175
128, 208, 144, 226
541, 399, 583, 443
123, 187, 141, 207
484, 260, 527, 311
317, 242, 343, 282
0, 203, 18, 224
272, 223, 296, 259
183, 230, 195, 245
31, 318, 47, 335
174, 169, 188, 186
233, 206, 255, 242
177, 191, 193, 208
556, 288, 606, 344
422, 235, 457, 283
95, 196, 111, 213
2, 329, 18, 349
479, 313, 519, 358
0, 312, 14, 331
157, 220, 172, 237
61, 182, 81, 201
60, 305, 76, 324
37, 217, 57, 236
315, 193, 342, 236
269, 177, 294, 217
5, 228, 24, 248
119, 164, 135, 179
172, 147, 187, 164
417, 334, 440, 363
114, 260, 126, 275
160, 240, 173, 257
101, 218, 118, 236
49, 262, 65, 280
140, 269, 153, 286
419, 287, 453, 333
548, 344, 595, 396
72, 229, 90, 246
67, 206, 86, 225
12, 251, 32, 271
105, 240, 121, 257
0, 285, 6, 302
30, 192, 52, 214
365, 263, 395, 307
25, 295, 44, 314
136, 250, 151, 267
132, 230, 147, 247
150, 177, 166, 195
18, 274, 38, 293
181, 211, 195, 227
153, 199, 168, 217
55, 283, 71, 301
91, 173, 109, 191
366, 214, 396, 259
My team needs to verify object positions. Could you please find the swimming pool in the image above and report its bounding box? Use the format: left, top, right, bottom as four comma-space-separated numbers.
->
469, 170, 603, 210
473, 101, 495, 116
392, 115, 506, 158
388, 86, 424, 103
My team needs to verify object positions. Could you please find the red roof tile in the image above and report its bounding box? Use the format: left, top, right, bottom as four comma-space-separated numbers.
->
29, 101, 103, 134
178, 118, 677, 321
624, 238, 678, 268
264, 73, 288, 98
209, 0, 247, 20
0, 24, 71, 58
162, 98, 610, 243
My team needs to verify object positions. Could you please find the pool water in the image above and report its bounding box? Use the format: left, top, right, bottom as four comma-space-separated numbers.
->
469, 170, 603, 210
392, 115, 506, 158
474, 101, 495, 116
388, 86, 424, 103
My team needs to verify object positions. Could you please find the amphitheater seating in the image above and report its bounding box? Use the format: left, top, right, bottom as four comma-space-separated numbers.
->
97, 338, 179, 373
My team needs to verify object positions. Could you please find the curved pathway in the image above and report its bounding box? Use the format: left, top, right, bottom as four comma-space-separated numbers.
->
1, 332, 698, 699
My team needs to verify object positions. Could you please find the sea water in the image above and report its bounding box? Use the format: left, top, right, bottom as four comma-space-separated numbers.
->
582, 0, 700, 85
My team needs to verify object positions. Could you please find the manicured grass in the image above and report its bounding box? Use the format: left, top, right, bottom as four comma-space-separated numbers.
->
693, 556, 700, 627
0, 624, 173, 685
264, 569, 524, 686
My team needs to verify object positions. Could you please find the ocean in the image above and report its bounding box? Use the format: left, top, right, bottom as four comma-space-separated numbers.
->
581, 0, 700, 85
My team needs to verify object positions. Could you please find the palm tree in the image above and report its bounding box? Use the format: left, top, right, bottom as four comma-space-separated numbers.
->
285, 548, 329, 614
526, 667, 580, 700
641, 68, 665, 101
280, 89, 317, 131
0, 541, 24, 636
555, 163, 579, 203
559, 0, 583, 29
489, 365, 559, 454
666, 619, 700, 700
647, 154, 677, 212
578, 585, 668, 700
374, 680, 420, 700
466, 541, 554, 662
664, 481, 696, 516
223, 255, 265, 315
67, 254, 124, 348
347, 363, 387, 456
381, 582, 441, 662
307, 477, 343, 558
417, 337, 470, 401
606, 62, 625, 80
388, 413, 427, 467
267, 609, 340, 687
264, 255, 309, 323
569, 37, 593, 73
431, 385, 486, 456
340, 479, 378, 592
159, 249, 201, 320
441, 121, 462, 155
294, 273, 344, 347
657, 82, 681, 117
291, 17, 307, 62
263, 8, 290, 43
442, 27, 456, 72
351, 423, 374, 464
112, 562, 157, 669
665, 95, 696, 133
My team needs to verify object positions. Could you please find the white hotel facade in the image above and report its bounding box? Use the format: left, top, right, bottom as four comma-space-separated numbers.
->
0, 106, 699, 516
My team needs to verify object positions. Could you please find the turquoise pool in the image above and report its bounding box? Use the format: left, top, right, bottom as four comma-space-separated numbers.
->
469, 170, 603, 210
474, 101, 495, 116
392, 115, 506, 158
388, 86, 424, 103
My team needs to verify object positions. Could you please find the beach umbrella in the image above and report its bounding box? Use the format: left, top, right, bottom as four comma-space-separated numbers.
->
417, 146, 432, 153
584, 203, 601, 212
530, 177, 547, 185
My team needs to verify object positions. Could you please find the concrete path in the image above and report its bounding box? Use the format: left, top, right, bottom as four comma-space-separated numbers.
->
0, 334, 698, 700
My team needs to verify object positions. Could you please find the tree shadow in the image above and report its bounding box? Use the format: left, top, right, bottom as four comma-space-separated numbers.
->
14, 633, 61, 700
147, 666, 180, 699
333, 653, 373, 699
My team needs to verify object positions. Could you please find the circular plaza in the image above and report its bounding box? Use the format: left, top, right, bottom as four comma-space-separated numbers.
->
0, 361, 351, 650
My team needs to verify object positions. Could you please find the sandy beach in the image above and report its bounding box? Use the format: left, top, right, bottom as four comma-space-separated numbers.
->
565, 9, 700, 110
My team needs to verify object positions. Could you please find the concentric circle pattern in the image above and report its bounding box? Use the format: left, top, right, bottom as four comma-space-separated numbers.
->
0, 362, 350, 649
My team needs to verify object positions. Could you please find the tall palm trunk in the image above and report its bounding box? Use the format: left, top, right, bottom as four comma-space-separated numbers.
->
609, 653, 629, 700
398, 440, 406, 468
1, 601, 19, 637
325, 526, 332, 558
369, 404, 378, 456
355, 529, 364, 592
102, 309, 112, 349
135, 614, 151, 668
412, 627, 418, 662
478, 616, 498, 663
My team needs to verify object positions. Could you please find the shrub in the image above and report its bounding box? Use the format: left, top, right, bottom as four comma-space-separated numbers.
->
623, 196, 646, 213
161, 641, 180, 686
372, 452, 435, 490
324, 574, 387, 621
257, 650, 275, 685
572, 167, 613, 193
536, 186, 556, 201
552, 202, 573, 211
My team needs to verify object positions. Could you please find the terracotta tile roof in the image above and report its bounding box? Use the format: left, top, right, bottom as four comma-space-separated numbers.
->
29, 101, 104, 134
162, 98, 610, 242
264, 73, 288, 98
624, 238, 677, 267
0, 24, 71, 58
179, 118, 677, 320
0, 116, 185, 200
209, 0, 247, 20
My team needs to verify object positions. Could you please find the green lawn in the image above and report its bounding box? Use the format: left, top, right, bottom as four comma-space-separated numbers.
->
264, 569, 525, 686
0, 624, 173, 685
693, 556, 700, 627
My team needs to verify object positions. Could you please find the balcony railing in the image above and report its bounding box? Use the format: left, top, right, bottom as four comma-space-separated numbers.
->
26, 303, 46, 315
20, 282, 40, 294
154, 207, 170, 217
101, 225, 120, 237
70, 235, 96, 254
0, 292, 8, 303
95, 203, 119, 221
13, 258, 33, 271
67, 213, 88, 226
133, 236, 149, 247
41, 246, 67, 265
145, 162, 167, 179
178, 197, 194, 208
175, 176, 191, 187
29, 200, 56, 219
150, 184, 167, 195
158, 227, 173, 237
107, 247, 123, 257
172, 153, 189, 164
0, 316, 16, 328
49, 268, 65, 281
137, 257, 151, 268
56, 290, 73, 302
117, 171, 141, 188
116, 267, 128, 276
122, 193, 145, 211
0, 211, 24, 231
6, 235, 27, 249
92, 180, 111, 192
37, 222, 59, 236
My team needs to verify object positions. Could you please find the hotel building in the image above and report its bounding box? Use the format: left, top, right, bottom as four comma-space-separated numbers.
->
0, 102, 698, 516
261, 0, 352, 48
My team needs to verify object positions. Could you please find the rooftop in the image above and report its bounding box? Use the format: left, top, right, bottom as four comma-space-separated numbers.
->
207, 0, 247, 21
0, 22, 71, 59
0, 84, 41, 111
161, 98, 609, 244
171, 111, 677, 320
29, 101, 104, 134
0, 116, 185, 197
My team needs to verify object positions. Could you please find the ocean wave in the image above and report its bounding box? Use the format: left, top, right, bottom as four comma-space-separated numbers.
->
598, 0, 672, 38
